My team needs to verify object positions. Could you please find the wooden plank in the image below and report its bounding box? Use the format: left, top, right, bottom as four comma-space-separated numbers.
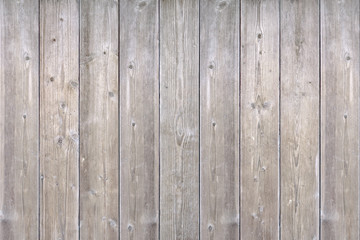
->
321, 0, 359, 239
119, 0, 159, 239
39, 0, 79, 239
0, 1, 39, 239
79, 0, 118, 239
200, 0, 239, 239
160, 0, 199, 239
240, 0, 279, 239
280, 0, 319, 239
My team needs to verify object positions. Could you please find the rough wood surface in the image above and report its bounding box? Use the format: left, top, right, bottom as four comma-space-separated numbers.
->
120, 0, 159, 239
0, 0, 39, 239
200, 0, 239, 239
280, 0, 319, 239
321, 0, 359, 239
40, 0, 79, 239
240, 0, 279, 239
160, 0, 199, 239
80, 0, 119, 239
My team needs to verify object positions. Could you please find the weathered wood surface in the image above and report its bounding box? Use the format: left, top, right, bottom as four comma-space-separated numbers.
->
160, 0, 199, 239
0, 0, 39, 239
321, 0, 359, 239
80, 0, 119, 239
40, 0, 79, 239
280, 0, 320, 239
120, 0, 159, 239
200, 0, 240, 239
240, 0, 279, 239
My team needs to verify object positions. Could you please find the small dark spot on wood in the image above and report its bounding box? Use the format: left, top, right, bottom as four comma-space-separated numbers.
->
257, 33, 262, 39
60, 102, 66, 109
138, 1, 147, 8
208, 224, 213, 232
127, 224, 133, 231
259, 50, 263, 55
25, 56, 30, 61
344, 113, 348, 119
128, 64, 134, 69
108, 92, 114, 97
212, 121, 216, 127
209, 64, 214, 69
103, 51, 107, 55
217, 1, 227, 10
40, 175, 44, 180
70, 81, 78, 88
346, 56, 351, 61
57, 137, 63, 145
50, 77, 54, 82
60, 18, 64, 21
22, 114, 27, 119
131, 121, 136, 127
52, 38, 56, 42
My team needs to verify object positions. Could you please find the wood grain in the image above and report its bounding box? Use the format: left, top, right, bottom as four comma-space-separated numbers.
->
280, 0, 319, 239
120, 0, 159, 239
321, 0, 359, 239
40, 0, 79, 239
160, 0, 199, 239
0, 0, 39, 239
80, 0, 118, 239
240, 0, 279, 239
200, 0, 239, 239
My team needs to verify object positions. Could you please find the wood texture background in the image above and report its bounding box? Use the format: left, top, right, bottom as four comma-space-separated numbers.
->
0, 0, 359, 239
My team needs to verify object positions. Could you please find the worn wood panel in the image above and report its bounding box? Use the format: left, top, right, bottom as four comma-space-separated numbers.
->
321, 0, 359, 239
80, 0, 119, 239
160, 0, 199, 239
240, 0, 279, 239
280, 0, 319, 239
40, 0, 79, 239
0, 0, 39, 239
120, 0, 159, 239
200, 0, 239, 239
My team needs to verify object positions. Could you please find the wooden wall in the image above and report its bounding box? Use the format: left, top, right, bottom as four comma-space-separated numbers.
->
0, 0, 359, 239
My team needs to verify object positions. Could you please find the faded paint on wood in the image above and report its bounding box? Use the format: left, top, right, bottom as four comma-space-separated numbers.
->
160, 0, 199, 239
321, 0, 359, 239
280, 0, 319, 239
0, 0, 39, 239
80, 0, 119, 239
200, 0, 240, 239
120, 0, 159, 239
40, 0, 79, 239
240, 0, 279, 239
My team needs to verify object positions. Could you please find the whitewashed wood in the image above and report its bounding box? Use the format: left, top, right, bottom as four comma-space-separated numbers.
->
321, 0, 359, 239
280, 0, 319, 239
240, 0, 279, 239
120, 0, 159, 239
40, 0, 79, 239
200, 0, 239, 239
0, 1, 39, 239
80, 0, 119, 239
160, 0, 199, 239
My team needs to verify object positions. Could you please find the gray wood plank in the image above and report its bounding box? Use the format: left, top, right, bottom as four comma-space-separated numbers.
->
80, 0, 119, 239
0, 1, 39, 239
240, 0, 279, 239
160, 0, 199, 239
120, 0, 159, 239
40, 0, 79, 239
200, 0, 239, 239
280, 0, 319, 239
321, 0, 359, 239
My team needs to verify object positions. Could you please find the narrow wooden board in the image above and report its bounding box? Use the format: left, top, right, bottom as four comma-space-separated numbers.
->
0, 1, 39, 239
321, 0, 359, 239
119, 0, 159, 239
80, 0, 118, 239
40, 0, 79, 239
240, 0, 279, 239
200, 0, 239, 239
160, 0, 199, 239
280, 0, 319, 239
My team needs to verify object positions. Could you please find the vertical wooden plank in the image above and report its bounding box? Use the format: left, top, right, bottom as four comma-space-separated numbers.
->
40, 0, 79, 239
240, 0, 279, 239
0, 0, 39, 239
160, 0, 199, 239
280, 0, 319, 239
120, 0, 159, 239
80, 0, 118, 239
200, 0, 239, 239
321, 0, 359, 239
